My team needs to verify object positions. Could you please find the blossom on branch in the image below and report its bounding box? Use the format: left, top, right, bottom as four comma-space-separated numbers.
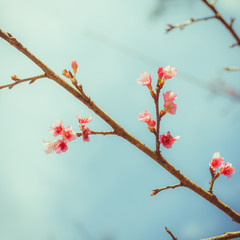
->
43, 139, 56, 154
138, 110, 151, 123
163, 65, 177, 79
62, 69, 71, 79
162, 91, 178, 115
49, 120, 64, 137
157, 66, 164, 79
62, 125, 77, 142
159, 131, 180, 149
136, 72, 152, 89
55, 139, 68, 154
209, 152, 224, 169
221, 162, 235, 178
77, 114, 92, 128
163, 91, 178, 102
82, 127, 91, 142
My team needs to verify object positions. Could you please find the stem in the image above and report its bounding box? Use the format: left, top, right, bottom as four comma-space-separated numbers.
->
155, 86, 161, 154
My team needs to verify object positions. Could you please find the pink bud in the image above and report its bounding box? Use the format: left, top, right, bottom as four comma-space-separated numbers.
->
164, 101, 177, 115
163, 65, 177, 79
157, 66, 164, 79
159, 131, 180, 149
209, 152, 224, 169
62, 69, 71, 78
71, 60, 78, 74
221, 162, 235, 178
149, 120, 156, 127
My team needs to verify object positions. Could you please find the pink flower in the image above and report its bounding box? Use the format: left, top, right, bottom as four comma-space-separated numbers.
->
164, 101, 177, 115
138, 110, 151, 124
43, 139, 56, 154
71, 60, 78, 74
163, 65, 177, 79
221, 162, 235, 178
159, 131, 180, 149
55, 139, 68, 154
163, 91, 178, 102
149, 120, 156, 127
62, 125, 77, 142
136, 72, 152, 88
209, 152, 224, 169
49, 120, 64, 137
77, 114, 92, 127
82, 127, 91, 142
157, 66, 164, 79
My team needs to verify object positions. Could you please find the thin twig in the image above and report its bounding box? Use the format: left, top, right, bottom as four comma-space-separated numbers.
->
224, 66, 240, 72
201, 231, 240, 240
0, 74, 46, 90
1, 28, 240, 224
166, 16, 216, 32
151, 183, 183, 196
165, 227, 178, 240
76, 130, 116, 137
155, 86, 161, 154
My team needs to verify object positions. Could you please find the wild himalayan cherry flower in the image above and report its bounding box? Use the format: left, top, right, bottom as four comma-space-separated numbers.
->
209, 152, 224, 169
138, 110, 151, 124
157, 66, 164, 79
221, 162, 235, 178
164, 100, 177, 115
149, 120, 156, 127
71, 60, 78, 74
136, 72, 152, 88
163, 65, 177, 79
49, 120, 64, 137
43, 139, 56, 154
163, 91, 178, 102
159, 131, 180, 149
55, 139, 68, 154
62, 125, 77, 142
77, 114, 92, 127
82, 128, 91, 142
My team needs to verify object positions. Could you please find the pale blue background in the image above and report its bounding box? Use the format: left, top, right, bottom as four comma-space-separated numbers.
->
0, 0, 240, 239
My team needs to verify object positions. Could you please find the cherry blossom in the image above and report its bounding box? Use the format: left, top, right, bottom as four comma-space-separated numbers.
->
43, 139, 56, 154
149, 120, 156, 127
221, 162, 235, 178
163, 91, 178, 102
71, 60, 78, 74
82, 128, 91, 142
49, 120, 64, 137
138, 110, 151, 124
163, 65, 177, 79
136, 72, 152, 88
209, 152, 224, 169
77, 114, 92, 127
55, 139, 68, 154
62, 125, 77, 142
159, 131, 180, 149
164, 101, 177, 115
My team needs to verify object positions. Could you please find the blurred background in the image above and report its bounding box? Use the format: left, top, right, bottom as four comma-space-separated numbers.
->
0, 0, 240, 239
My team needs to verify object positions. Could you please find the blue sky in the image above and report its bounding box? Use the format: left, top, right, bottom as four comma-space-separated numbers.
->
0, 0, 240, 239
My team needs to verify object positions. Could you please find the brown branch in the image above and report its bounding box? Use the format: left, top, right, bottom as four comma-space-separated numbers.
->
224, 66, 240, 72
201, 231, 240, 240
151, 183, 183, 196
165, 227, 178, 240
202, 0, 240, 47
166, 16, 216, 32
1, 28, 240, 224
76, 130, 116, 137
0, 74, 46, 90
155, 86, 161, 154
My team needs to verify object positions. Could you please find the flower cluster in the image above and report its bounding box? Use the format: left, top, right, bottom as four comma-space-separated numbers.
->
209, 152, 235, 178
77, 114, 92, 142
62, 60, 78, 85
137, 65, 179, 149
44, 120, 77, 154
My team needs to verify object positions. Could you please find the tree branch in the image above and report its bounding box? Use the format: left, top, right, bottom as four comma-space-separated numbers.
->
201, 231, 240, 240
151, 183, 183, 196
165, 227, 178, 240
1, 28, 240, 224
0, 74, 46, 90
76, 130, 116, 137
224, 66, 240, 72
